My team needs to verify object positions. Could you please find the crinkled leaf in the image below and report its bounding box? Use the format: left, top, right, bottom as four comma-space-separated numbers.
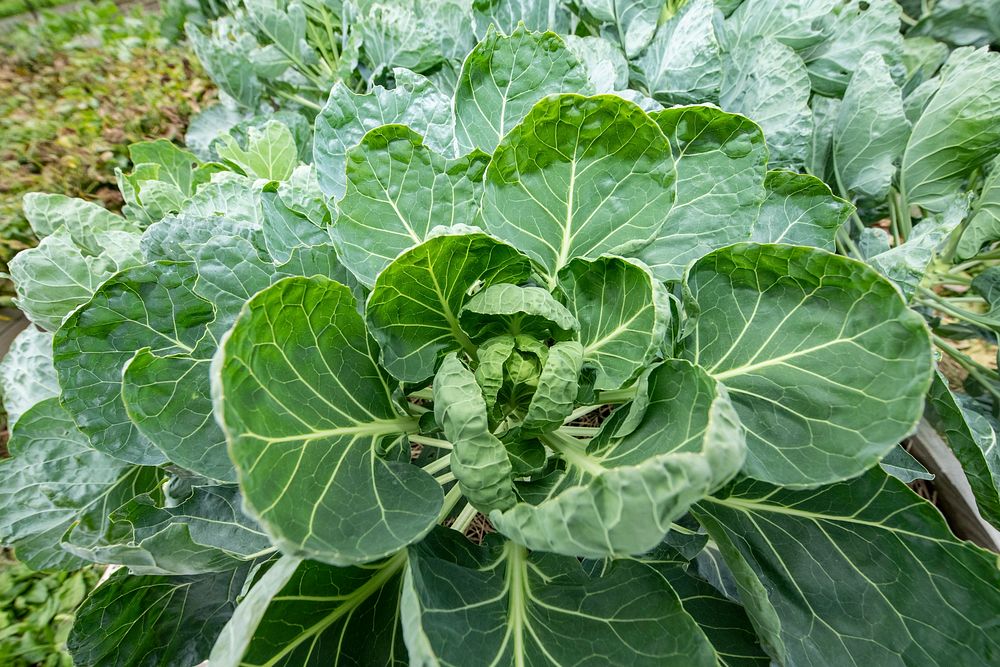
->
259, 189, 329, 265
562, 34, 628, 93
433, 353, 516, 512
366, 233, 533, 383
693, 469, 1000, 666
481, 94, 675, 283
492, 359, 745, 557
682, 243, 932, 487
638, 105, 767, 281
68, 565, 253, 667
833, 50, 911, 201
216, 276, 441, 565
0, 326, 58, 426
454, 25, 591, 154
558, 256, 669, 391
402, 528, 717, 666
460, 283, 578, 342
335, 125, 487, 285
53, 261, 214, 465
21, 193, 139, 250
522, 340, 583, 434
910, 0, 1000, 48
217, 119, 298, 181
0, 399, 160, 571
901, 47, 1000, 211
750, 170, 852, 250
472, 0, 573, 37
957, 155, 1000, 259
210, 554, 408, 667
581, 0, 661, 57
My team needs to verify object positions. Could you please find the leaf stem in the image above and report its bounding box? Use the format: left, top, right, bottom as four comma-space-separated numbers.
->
421, 454, 452, 475
451, 502, 478, 534
409, 435, 453, 450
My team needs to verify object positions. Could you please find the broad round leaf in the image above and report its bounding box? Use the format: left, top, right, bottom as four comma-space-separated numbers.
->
750, 170, 852, 250
366, 232, 534, 383
480, 94, 676, 284
403, 528, 718, 666
216, 276, 442, 565
682, 243, 933, 487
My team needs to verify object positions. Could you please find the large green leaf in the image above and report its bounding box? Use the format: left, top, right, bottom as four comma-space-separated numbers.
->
53, 261, 214, 465
557, 256, 670, 391
459, 282, 578, 342
681, 243, 932, 487
631, 0, 721, 105
719, 35, 812, 168
472, 0, 573, 37
453, 24, 591, 154
0, 326, 58, 426
313, 73, 453, 197
750, 171, 852, 250
216, 276, 441, 565
402, 528, 718, 666
217, 120, 298, 181
901, 47, 1000, 211
832, 50, 911, 201
365, 233, 533, 383
481, 94, 675, 284
638, 105, 767, 280
492, 359, 745, 557
335, 125, 488, 286
433, 353, 516, 512
693, 469, 1000, 666
211, 554, 408, 666
21, 193, 139, 251
562, 34, 628, 93
63, 483, 272, 575
68, 565, 253, 667
9, 228, 143, 332
924, 373, 1000, 531
0, 399, 160, 571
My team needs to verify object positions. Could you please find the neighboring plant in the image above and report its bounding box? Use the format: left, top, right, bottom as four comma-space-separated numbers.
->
0, 0, 214, 287
0, 555, 96, 667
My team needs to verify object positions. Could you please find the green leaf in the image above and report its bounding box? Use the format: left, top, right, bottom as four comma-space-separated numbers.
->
901, 47, 1000, 211
807, 95, 840, 181
366, 233, 533, 383
54, 262, 215, 465
472, 0, 573, 37
259, 190, 329, 265
128, 139, 200, 198
481, 94, 675, 284
460, 283, 579, 341
68, 565, 253, 667
957, 155, 1000, 259
217, 120, 298, 181
475, 334, 517, 411
522, 340, 584, 433
880, 444, 934, 484
750, 170, 852, 250
402, 528, 718, 666
632, 0, 721, 105
0, 399, 160, 571
9, 228, 143, 332
335, 125, 488, 286
924, 373, 1000, 531
558, 256, 670, 391
121, 352, 232, 482
693, 469, 1000, 666
580, 0, 661, 58
183, 175, 263, 226
433, 353, 516, 513
641, 560, 770, 667
0, 326, 58, 426
562, 35, 628, 93
833, 50, 911, 201
210, 553, 408, 667
21, 193, 139, 251
64, 484, 271, 575
681, 243, 933, 487
216, 276, 442, 565
910, 0, 1000, 48
314, 74, 454, 197
869, 196, 970, 300
638, 105, 767, 280
492, 359, 745, 557
719, 36, 812, 168
799, 0, 903, 97
453, 25, 591, 154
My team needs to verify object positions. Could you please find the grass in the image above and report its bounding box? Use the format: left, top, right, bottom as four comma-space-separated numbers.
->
0, 0, 76, 20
